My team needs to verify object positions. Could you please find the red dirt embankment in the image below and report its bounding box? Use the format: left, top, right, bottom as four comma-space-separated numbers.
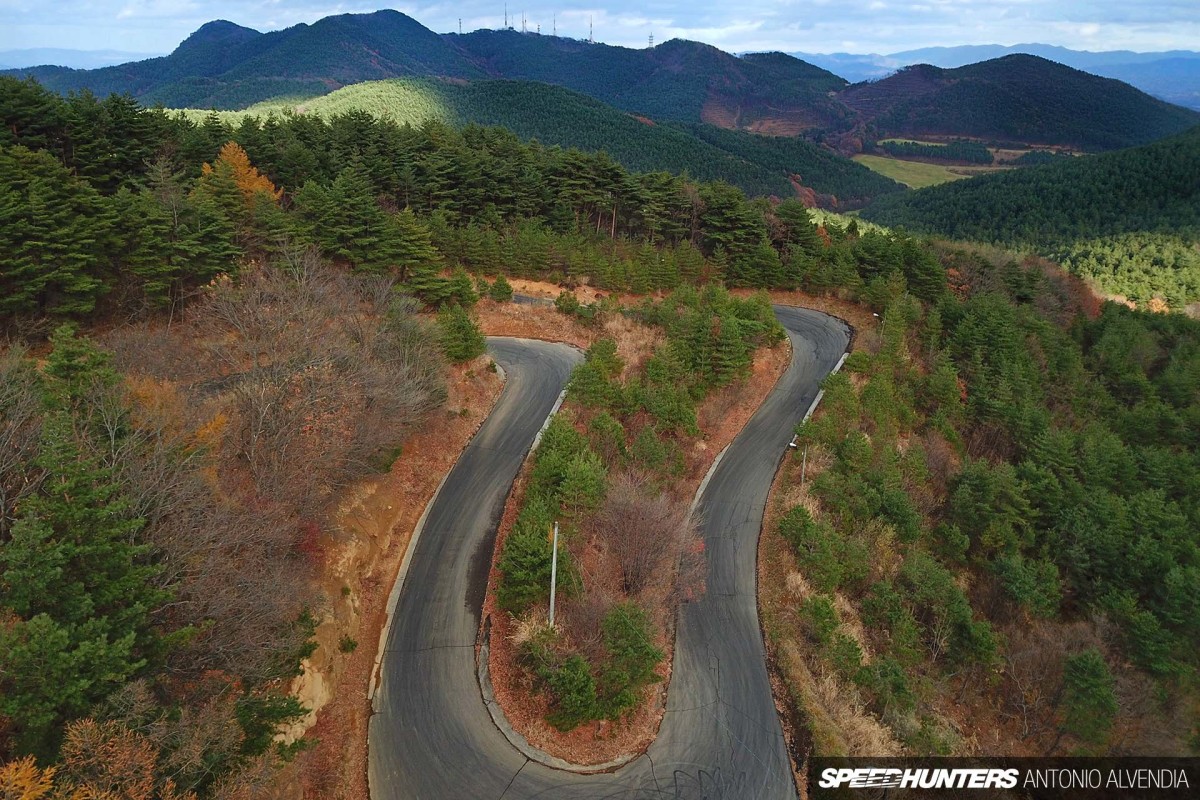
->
286, 356, 503, 800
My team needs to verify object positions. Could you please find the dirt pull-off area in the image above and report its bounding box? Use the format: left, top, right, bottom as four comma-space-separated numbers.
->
283, 355, 504, 800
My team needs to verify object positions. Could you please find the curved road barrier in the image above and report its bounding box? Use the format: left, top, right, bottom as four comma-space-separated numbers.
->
369, 308, 852, 799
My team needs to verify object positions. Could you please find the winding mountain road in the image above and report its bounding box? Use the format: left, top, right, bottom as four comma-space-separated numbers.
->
369, 308, 851, 799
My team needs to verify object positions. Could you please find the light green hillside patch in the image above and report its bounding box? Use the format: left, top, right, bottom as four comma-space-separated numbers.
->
852, 154, 974, 189
174, 81, 456, 126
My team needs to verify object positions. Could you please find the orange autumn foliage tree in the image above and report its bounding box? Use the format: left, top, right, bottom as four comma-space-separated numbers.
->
195, 142, 282, 213
205, 142, 282, 206
0, 756, 58, 800
0, 720, 198, 800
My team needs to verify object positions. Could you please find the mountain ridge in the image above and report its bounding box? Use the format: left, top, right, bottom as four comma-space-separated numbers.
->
838, 54, 1200, 150
792, 43, 1200, 110
5, 11, 1197, 150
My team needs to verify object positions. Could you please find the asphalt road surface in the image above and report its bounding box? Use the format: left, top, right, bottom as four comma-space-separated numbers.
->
369, 308, 852, 799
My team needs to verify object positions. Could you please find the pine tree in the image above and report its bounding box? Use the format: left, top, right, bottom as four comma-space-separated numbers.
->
437, 304, 486, 363
1060, 649, 1118, 746
383, 209, 441, 281
0, 146, 114, 318
0, 412, 166, 757
489, 273, 514, 302
195, 141, 282, 211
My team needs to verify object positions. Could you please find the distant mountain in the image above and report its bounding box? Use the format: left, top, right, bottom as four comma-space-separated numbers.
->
7, 10, 482, 108
1086, 59, 1200, 112
787, 52, 897, 84
796, 44, 1200, 111
889, 45, 1200, 110
837, 55, 1199, 150
446, 32, 850, 131
6, 12, 1198, 150
888, 43, 1200, 72
196, 77, 902, 207
0, 47, 162, 69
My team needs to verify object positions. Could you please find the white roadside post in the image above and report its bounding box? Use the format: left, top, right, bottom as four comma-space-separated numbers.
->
549, 521, 560, 627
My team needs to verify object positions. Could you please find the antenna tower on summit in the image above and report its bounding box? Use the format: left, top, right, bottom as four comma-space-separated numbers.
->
553, 14, 556, 36
649, 33, 654, 47
589, 16, 594, 43
504, 4, 508, 28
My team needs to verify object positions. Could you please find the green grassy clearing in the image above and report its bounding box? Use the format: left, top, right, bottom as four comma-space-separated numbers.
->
852, 154, 973, 188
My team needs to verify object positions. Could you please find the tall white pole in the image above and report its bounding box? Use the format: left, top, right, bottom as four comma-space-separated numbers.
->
548, 521, 560, 627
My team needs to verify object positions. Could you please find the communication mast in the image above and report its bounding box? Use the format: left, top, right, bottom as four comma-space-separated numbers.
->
522, 11, 527, 33
589, 16, 594, 43
504, 3, 508, 29
553, 13, 556, 37
458, 18, 462, 34
649, 32, 654, 48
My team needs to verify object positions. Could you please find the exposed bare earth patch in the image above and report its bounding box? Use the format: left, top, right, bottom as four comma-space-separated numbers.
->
285, 354, 504, 800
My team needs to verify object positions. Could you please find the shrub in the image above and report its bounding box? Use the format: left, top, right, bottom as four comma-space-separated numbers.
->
777, 507, 845, 593
568, 339, 623, 409
497, 499, 561, 613
994, 554, 1061, 617
597, 603, 663, 719
856, 655, 916, 716
529, 415, 589, 498
437, 303, 485, 363
559, 450, 608, 516
629, 425, 684, 476
635, 354, 699, 435
799, 595, 839, 645
1061, 649, 1117, 745
555, 290, 581, 316
540, 654, 600, 731
488, 273, 514, 302
587, 412, 627, 466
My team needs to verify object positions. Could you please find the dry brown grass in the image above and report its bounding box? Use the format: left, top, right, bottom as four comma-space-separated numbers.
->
782, 644, 902, 757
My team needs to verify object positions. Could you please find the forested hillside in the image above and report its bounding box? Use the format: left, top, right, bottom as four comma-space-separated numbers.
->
4, 11, 482, 108
1, 68, 1197, 794
7, 9, 1195, 154
766, 242, 1200, 760
447, 32, 851, 130
862, 125, 1200, 305
839, 55, 1200, 151
181, 77, 902, 206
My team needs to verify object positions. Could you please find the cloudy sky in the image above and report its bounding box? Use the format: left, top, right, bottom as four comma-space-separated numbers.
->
2, 0, 1199, 56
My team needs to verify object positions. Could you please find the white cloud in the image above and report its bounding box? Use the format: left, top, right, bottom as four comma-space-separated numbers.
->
2, 0, 1198, 54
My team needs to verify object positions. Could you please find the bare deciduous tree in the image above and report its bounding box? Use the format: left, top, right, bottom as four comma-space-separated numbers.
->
593, 470, 702, 599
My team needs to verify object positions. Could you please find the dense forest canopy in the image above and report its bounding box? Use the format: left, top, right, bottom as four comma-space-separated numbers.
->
863, 125, 1200, 305
176, 77, 904, 206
